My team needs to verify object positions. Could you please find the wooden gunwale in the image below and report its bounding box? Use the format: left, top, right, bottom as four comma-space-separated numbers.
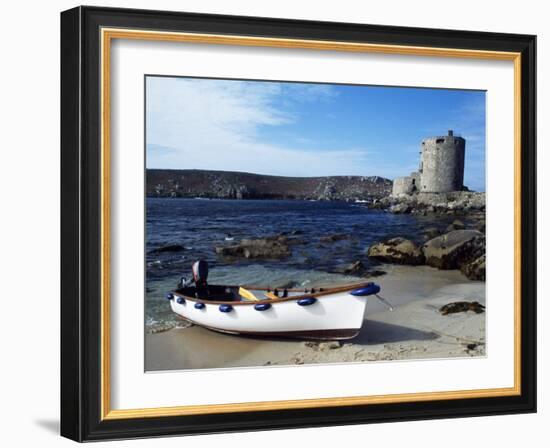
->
171, 281, 371, 306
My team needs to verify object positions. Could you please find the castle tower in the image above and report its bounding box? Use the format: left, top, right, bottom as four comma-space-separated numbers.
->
419, 130, 465, 193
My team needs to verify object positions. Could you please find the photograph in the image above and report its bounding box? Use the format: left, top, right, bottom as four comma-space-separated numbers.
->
144, 75, 487, 371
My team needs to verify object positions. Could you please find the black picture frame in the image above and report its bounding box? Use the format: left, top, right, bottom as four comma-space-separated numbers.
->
61, 5, 536, 442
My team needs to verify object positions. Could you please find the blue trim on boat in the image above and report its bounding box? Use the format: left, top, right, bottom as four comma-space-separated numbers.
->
176, 297, 185, 304
165, 293, 173, 301
219, 304, 233, 313
297, 297, 317, 306
194, 302, 206, 310
350, 283, 381, 296
254, 303, 272, 311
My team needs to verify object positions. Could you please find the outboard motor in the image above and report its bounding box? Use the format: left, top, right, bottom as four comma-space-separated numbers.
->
192, 259, 209, 289
177, 260, 209, 297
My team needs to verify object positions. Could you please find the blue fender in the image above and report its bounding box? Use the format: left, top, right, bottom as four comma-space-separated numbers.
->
194, 302, 206, 310
297, 297, 317, 306
219, 304, 233, 313
254, 303, 272, 311
165, 293, 173, 301
350, 283, 381, 296
176, 297, 185, 304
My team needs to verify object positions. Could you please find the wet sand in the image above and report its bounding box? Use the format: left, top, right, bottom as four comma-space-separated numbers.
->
145, 265, 485, 371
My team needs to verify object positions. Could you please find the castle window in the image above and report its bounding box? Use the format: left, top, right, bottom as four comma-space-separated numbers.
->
436, 138, 445, 144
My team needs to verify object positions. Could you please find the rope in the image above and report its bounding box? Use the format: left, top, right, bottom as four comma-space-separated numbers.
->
375, 294, 395, 311
423, 326, 485, 346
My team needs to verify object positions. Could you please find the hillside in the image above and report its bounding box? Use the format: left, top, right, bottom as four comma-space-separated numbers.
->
146, 169, 392, 201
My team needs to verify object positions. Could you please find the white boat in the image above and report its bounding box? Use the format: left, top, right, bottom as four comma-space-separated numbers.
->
166, 281, 381, 340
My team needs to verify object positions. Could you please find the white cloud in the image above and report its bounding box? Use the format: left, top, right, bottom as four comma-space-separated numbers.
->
146, 77, 373, 176
145, 78, 485, 186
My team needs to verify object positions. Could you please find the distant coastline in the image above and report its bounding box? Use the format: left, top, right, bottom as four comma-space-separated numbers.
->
146, 169, 392, 201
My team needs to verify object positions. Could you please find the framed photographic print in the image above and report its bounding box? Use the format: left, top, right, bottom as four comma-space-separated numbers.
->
60, 6, 537, 442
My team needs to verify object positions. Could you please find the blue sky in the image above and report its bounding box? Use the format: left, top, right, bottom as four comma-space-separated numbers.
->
146, 76, 486, 191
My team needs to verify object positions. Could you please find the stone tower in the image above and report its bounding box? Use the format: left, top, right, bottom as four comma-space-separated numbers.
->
419, 130, 465, 193
392, 130, 466, 196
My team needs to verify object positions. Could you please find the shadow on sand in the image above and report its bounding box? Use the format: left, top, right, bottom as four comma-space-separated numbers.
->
351, 319, 439, 345
233, 320, 439, 346
145, 318, 440, 371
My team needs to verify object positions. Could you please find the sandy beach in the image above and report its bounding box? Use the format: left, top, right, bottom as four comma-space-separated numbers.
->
145, 264, 485, 371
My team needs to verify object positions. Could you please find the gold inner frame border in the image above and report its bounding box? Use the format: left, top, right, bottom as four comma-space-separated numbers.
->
99, 27, 522, 421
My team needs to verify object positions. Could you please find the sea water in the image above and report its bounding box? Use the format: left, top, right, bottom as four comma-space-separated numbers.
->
145, 198, 459, 332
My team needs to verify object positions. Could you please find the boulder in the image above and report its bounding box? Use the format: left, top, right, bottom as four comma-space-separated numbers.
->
422, 227, 441, 240
367, 237, 425, 265
389, 203, 411, 214
422, 230, 485, 270
445, 219, 466, 233
336, 260, 366, 275
147, 244, 185, 254
473, 220, 486, 233
215, 235, 291, 259
460, 254, 486, 280
320, 233, 350, 243
439, 301, 485, 315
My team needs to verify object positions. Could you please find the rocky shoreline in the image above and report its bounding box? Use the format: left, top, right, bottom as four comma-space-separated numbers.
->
212, 217, 485, 282
370, 191, 485, 216
364, 191, 486, 280
149, 190, 486, 284
367, 228, 485, 281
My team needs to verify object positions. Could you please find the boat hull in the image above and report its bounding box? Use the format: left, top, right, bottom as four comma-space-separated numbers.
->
170, 291, 368, 340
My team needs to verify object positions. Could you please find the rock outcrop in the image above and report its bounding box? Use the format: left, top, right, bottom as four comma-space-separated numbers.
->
422, 227, 441, 240
147, 244, 185, 254
332, 260, 366, 275
439, 301, 485, 315
319, 233, 351, 243
367, 238, 425, 265
215, 235, 293, 259
367, 228, 486, 280
460, 254, 486, 281
371, 191, 485, 215
422, 229, 485, 270
446, 219, 466, 232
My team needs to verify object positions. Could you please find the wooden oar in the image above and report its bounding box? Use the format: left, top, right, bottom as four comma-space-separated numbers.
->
238, 286, 259, 301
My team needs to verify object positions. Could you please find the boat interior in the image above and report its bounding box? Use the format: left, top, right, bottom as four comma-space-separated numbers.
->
174, 260, 369, 303
174, 284, 350, 303
176, 285, 239, 302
